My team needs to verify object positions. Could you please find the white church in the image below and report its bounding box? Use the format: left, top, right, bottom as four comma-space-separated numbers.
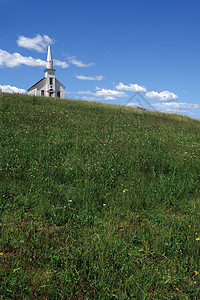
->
28, 45, 65, 98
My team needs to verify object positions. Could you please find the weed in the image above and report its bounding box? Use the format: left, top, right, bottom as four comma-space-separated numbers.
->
1, 93, 200, 298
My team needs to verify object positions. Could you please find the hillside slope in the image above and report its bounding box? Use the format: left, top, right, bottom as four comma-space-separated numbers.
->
1, 94, 200, 299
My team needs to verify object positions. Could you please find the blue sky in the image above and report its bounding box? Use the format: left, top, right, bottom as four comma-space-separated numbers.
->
0, 0, 200, 119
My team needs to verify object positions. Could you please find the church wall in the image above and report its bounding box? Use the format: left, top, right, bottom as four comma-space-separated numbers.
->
37, 79, 46, 95
55, 79, 65, 99
28, 79, 47, 97
28, 78, 65, 98
60, 86, 65, 99
28, 89, 36, 96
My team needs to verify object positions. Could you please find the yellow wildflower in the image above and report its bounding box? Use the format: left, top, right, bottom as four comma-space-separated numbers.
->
0, 253, 3, 256
194, 271, 198, 276
196, 237, 200, 241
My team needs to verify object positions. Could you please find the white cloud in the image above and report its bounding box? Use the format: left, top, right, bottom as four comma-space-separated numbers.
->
0, 49, 46, 68
146, 90, 178, 101
0, 49, 68, 68
0, 84, 26, 94
69, 88, 126, 98
68, 56, 95, 67
115, 82, 147, 92
77, 90, 94, 95
95, 88, 127, 98
125, 102, 140, 107
54, 59, 69, 68
66, 90, 94, 95
153, 102, 200, 111
104, 96, 116, 100
17, 34, 53, 52
125, 101, 200, 115
76, 74, 104, 80
68, 89, 121, 101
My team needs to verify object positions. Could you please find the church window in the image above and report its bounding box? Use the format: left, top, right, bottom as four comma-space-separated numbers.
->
50, 78, 53, 85
57, 91, 60, 98
41, 90, 44, 96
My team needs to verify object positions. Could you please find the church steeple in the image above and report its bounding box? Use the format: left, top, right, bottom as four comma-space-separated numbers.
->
46, 44, 53, 69
28, 44, 65, 98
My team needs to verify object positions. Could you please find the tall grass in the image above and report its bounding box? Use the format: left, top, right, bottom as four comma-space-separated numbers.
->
1, 93, 200, 299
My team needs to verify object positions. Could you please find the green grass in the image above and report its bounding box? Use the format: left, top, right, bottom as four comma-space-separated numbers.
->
0, 93, 200, 299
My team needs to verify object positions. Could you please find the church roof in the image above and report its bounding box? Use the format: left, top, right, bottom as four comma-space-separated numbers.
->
27, 78, 45, 92
28, 77, 65, 91
56, 78, 65, 89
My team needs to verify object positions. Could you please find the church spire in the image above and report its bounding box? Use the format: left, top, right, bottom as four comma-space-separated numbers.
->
46, 44, 53, 69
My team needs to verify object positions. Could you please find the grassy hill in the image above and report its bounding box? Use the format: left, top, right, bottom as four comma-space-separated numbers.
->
1, 93, 200, 299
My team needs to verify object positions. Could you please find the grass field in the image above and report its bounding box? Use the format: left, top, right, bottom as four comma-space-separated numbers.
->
0, 93, 200, 299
